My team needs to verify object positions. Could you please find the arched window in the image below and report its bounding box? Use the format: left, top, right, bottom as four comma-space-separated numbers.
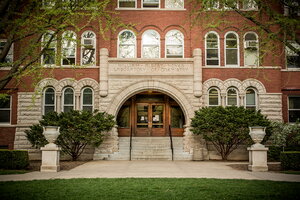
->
244, 32, 259, 66
0, 39, 13, 63
63, 87, 74, 112
165, 0, 184, 9
142, 30, 160, 58
165, 30, 184, 58
208, 88, 220, 106
245, 88, 257, 110
206, 32, 219, 66
62, 31, 76, 65
118, 30, 136, 58
227, 88, 238, 106
81, 31, 96, 65
81, 87, 93, 112
44, 88, 55, 115
41, 31, 56, 65
225, 32, 239, 66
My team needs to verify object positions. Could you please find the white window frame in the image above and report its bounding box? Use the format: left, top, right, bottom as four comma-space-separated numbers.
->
81, 30, 96, 66
208, 87, 220, 107
226, 87, 239, 106
0, 39, 14, 64
43, 87, 56, 115
288, 96, 300, 123
0, 96, 11, 124
225, 31, 239, 67
245, 88, 257, 110
242, 0, 258, 10
118, 0, 137, 9
117, 30, 136, 58
142, 30, 160, 58
223, 0, 239, 10
62, 87, 75, 112
81, 87, 94, 111
165, 30, 184, 58
61, 31, 77, 66
142, 0, 160, 9
165, 0, 184, 9
244, 32, 259, 67
205, 31, 220, 66
41, 31, 56, 66
285, 40, 300, 69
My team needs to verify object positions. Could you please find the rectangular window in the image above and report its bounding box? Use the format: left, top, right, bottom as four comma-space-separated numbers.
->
165, 0, 184, 9
242, 0, 257, 10
0, 96, 11, 124
119, 0, 136, 8
143, 0, 159, 8
289, 96, 300, 123
0, 40, 13, 63
286, 41, 300, 69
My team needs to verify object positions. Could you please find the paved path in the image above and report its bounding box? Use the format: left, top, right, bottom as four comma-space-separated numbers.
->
1, 161, 300, 182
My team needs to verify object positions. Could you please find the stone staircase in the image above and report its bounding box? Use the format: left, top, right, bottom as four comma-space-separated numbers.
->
106, 137, 192, 160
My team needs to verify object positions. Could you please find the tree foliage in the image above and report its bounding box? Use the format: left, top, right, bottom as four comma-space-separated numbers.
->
0, 0, 131, 91
25, 110, 115, 161
191, 106, 271, 160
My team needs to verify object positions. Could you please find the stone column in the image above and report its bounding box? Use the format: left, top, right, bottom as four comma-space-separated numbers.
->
193, 48, 202, 97
240, 93, 245, 107
75, 92, 80, 110
56, 92, 62, 113
221, 93, 226, 106
100, 48, 109, 97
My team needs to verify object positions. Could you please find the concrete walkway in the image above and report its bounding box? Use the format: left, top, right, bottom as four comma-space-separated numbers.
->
1, 161, 300, 182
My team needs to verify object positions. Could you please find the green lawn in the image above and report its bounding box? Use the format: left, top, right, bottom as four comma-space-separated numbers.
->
0, 169, 29, 175
0, 178, 299, 200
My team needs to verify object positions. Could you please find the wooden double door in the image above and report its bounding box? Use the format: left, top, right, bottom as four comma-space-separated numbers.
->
117, 92, 185, 137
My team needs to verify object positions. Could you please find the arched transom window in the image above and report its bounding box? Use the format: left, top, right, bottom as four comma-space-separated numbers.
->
245, 88, 257, 110
244, 32, 259, 66
165, 30, 184, 58
81, 87, 93, 112
81, 31, 96, 65
44, 87, 55, 115
227, 88, 238, 106
142, 30, 160, 58
118, 30, 136, 58
208, 88, 220, 106
63, 87, 74, 112
206, 32, 219, 66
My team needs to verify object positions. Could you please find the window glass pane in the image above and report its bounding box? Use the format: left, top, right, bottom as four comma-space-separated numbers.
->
0, 40, 13, 63
62, 58, 75, 65
289, 111, 300, 123
207, 34, 218, 48
245, 51, 258, 66
243, 0, 257, 9
0, 97, 10, 108
166, 45, 183, 57
83, 88, 93, 105
44, 106, 55, 115
209, 89, 219, 106
142, 30, 159, 58
43, 49, 55, 65
64, 88, 74, 104
45, 89, 55, 104
83, 106, 93, 112
171, 106, 184, 128
0, 110, 10, 123
119, 45, 135, 58
289, 97, 300, 109
226, 49, 238, 65
165, 0, 183, 9
246, 89, 255, 106
245, 33, 257, 41
143, 46, 160, 58
137, 105, 148, 128
152, 105, 163, 128
64, 106, 73, 113
82, 31, 96, 65
119, 31, 135, 58
62, 31, 76, 65
143, 0, 159, 8
227, 88, 237, 106
226, 34, 237, 48
166, 30, 183, 45
119, 0, 135, 8
286, 41, 300, 68
117, 105, 130, 128
207, 49, 218, 59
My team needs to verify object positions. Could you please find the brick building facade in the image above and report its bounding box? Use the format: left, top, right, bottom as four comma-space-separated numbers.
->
0, 0, 299, 160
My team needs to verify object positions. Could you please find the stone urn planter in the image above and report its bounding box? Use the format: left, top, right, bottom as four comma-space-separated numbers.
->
249, 126, 266, 147
43, 126, 60, 148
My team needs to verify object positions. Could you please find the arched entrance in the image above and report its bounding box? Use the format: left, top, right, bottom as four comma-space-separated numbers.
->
117, 91, 185, 137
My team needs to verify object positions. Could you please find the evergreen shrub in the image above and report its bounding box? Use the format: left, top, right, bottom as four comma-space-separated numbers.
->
0, 150, 29, 169
280, 151, 300, 170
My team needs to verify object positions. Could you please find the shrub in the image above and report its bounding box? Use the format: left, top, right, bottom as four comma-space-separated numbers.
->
191, 106, 271, 160
280, 151, 300, 170
268, 146, 282, 162
0, 150, 29, 169
25, 110, 115, 161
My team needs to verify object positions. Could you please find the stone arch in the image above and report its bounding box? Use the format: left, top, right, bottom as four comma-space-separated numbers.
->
223, 78, 243, 93
57, 78, 77, 92
203, 78, 225, 93
106, 80, 195, 125
36, 78, 58, 91
77, 78, 99, 92
242, 79, 266, 94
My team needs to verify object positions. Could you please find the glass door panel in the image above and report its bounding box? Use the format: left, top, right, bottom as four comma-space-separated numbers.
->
137, 104, 149, 128
152, 105, 164, 128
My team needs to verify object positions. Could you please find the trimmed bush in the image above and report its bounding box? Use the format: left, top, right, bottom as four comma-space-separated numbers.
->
268, 146, 282, 162
0, 150, 29, 169
280, 151, 300, 170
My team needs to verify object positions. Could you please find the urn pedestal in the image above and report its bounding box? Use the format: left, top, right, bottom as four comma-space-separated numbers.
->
247, 127, 268, 172
40, 126, 61, 172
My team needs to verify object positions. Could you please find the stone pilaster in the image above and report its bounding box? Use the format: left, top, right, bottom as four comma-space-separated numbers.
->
100, 48, 109, 97
221, 93, 226, 106
75, 92, 80, 110
239, 93, 245, 107
193, 48, 202, 97
56, 92, 62, 113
